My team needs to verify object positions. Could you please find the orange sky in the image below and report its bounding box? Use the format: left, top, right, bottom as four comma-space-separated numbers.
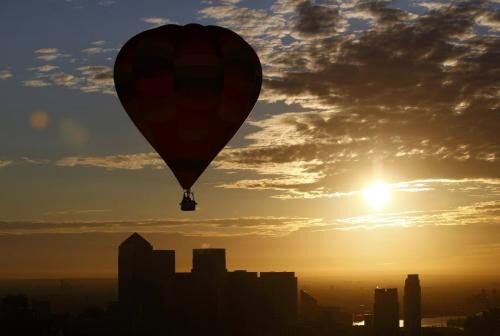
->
0, 0, 499, 278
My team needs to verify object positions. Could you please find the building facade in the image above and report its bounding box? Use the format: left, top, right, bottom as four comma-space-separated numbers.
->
374, 288, 399, 336
404, 274, 421, 336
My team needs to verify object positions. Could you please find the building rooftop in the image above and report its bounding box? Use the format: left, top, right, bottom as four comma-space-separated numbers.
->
119, 232, 153, 250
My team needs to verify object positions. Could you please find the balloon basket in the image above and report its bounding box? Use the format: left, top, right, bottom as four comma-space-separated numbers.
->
180, 190, 197, 211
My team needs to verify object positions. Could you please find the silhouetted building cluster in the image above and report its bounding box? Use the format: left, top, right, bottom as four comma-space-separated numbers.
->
348, 274, 422, 336
118, 233, 298, 335
0, 294, 66, 335
463, 308, 500, 336
5, 234, 490, 336
374, 287, 399, 336
297, 289, 352, 335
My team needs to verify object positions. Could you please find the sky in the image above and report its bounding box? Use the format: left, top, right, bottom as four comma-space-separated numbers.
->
0, 0, 499, 279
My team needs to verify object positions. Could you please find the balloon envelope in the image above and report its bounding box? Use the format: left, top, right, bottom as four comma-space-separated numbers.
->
114, 24, 262, 190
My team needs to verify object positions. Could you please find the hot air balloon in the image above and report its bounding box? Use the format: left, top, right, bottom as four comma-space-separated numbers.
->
113, 24, 262, 211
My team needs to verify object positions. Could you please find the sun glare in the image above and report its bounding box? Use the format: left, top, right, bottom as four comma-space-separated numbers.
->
363, 181, 391, 210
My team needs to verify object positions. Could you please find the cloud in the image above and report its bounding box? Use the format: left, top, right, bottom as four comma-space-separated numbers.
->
22, 157, 50, 165
25, 64, 114, 94
44, 209, 112, 216
50, 72, 78, 87
29, 65, 59, 72
76, 65, 114, 94
201, 1, 500, 199
56, 152, 164, 170
23, 72, 78, 88
0, 70, 13, 80
34, 48, 67, 61
23, 79, 51, 87
0, 216, 325, 237
416, 2, 450, 11
141, 17, 174, 27
34, 48, 58, 54
294, 0, 345, 36
81, 41, 117, 55
335, 200, 500, 231
81, 47, 116, 54
476, 9, 500, 32
347, 0, 414, 26
198, 2, 288, 72
1, 199, 498, 236
0, 160, 13, 168
214, 107, 499, 195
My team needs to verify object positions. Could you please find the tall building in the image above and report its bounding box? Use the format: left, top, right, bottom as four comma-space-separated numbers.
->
224, 270, 261, 335
118, 233, 175, 323
118, 233, 298, 336
192, 248, 227, 274
190, 249, 227, 334
374, 288, 399, 336
404, 274, 421, 336
261, 272, 298, 333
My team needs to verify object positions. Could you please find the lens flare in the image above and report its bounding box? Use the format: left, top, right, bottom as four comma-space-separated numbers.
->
60, 119, 88, 146
30, 110, 50, 130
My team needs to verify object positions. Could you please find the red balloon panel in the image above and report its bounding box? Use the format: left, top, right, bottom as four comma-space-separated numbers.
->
114, 24, 262, 189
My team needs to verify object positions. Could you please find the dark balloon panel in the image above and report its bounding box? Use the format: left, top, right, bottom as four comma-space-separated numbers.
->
114, 24, 262, 191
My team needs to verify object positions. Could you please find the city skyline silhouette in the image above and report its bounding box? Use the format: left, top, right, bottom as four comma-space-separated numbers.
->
0, 0, 499, 281
1, 232, 499, 335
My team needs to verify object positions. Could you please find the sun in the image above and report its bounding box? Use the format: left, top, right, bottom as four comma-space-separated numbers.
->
363, 181, 391, 210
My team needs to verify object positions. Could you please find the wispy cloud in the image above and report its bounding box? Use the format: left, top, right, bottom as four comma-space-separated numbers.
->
25, 64, 115, 94
23, 79, 51, 87
213, 106, 499, 198
141, 17, 175, 27
22, 157, 50, 165
50, 72, 78, 87
44, 208, 112, 216
34, 48, 68, 61
29, 65, 59, 72
335, 200, 500, 231
81, 47, 116, 55
0, 160, 14, 168
200, 0, 500, 199
56, 152, 164, 170
81, 41, 117, 55
76, 65, 114, 94
475, 10, 500, 32
416, 2, 450, 11
0, 70, 13, 80
0, 216, 325, 237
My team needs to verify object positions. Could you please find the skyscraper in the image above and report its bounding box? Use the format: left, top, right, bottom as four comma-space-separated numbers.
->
260, 272, 298, 333
190, 249, 227, 334
404, 274, 421, 336
374, 288, 399, 336
118, 233, 175, 322
192, 248, 227, 274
